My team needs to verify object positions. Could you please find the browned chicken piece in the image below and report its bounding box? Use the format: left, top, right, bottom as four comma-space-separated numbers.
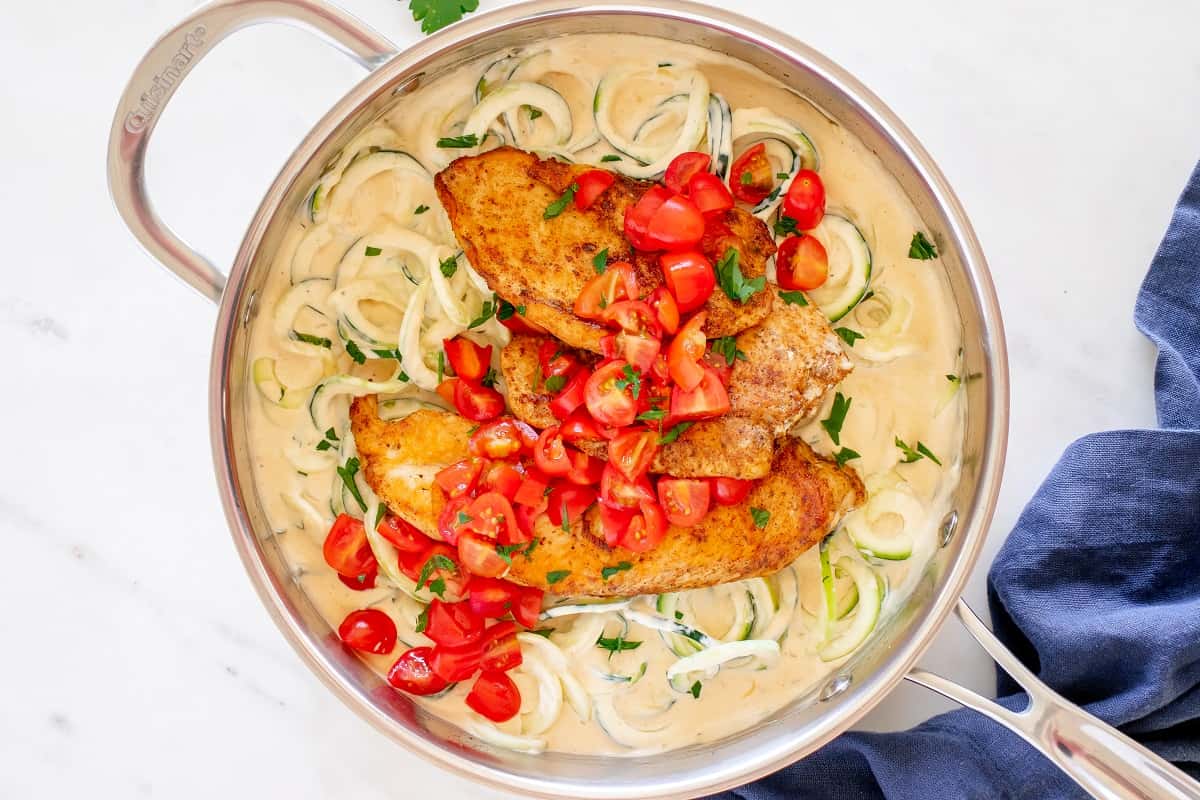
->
498, 293, 853, 479
350, 400, 864, 597
435, 147, 775, 352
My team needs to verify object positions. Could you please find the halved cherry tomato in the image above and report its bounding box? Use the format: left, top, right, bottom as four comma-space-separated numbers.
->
533, 426, 571, 475
458, 532, 510, 578
709, 476, 754, 506
645, 194, 705, 251
664, 151, 712, 193
657, 478, 711, 527
575, 169, 616, 210
602, 300, 661, 337
338, 608, 398, 655
512, 586, 544, 628
377, 514, 430, 554
686, 171, 734, 215
608, 429, 659, 481
513, 504, 541, 542
462, 492, 519, 542
424, 598, 484, 647
436, 494, 471, 546
428, 640, 484, 683
667, 312, 707, 391
648, 287, 680, 335
548, 369, 589, 420
401, 543, 468, 598
338, 569, 377, 591
387, 646, 449, 695
574, 261, 637, 320
560, 409, 616, 442
453, 379, 505, 422
584, 360, 638, 428
513, 475, 550, 509
484, 463, 523, 501
670, 365, 731, 421
598, 503, 636, 546
612, 500, 668, 552
436, 377, 458, 407
538, 339, 580, 379
547, 484, 598, 530
480, 622, 522, 672
775, 234, 829, 291
499, 309, 547, 335
781, 168, 826, 230
435, 457, 486, 499
599, 462, 656, 509
617, 333, 661, 374
566, 449, 604, 486
469, 418, 537, 459
660, 251, 715, 313
443, 336, 492, 383
323, 514, 376, 579
467, 578, 522, 619
467, 670, 522, 722
599, 334, 619, 360
729, 142, 773, 204
624, 185, 673, 251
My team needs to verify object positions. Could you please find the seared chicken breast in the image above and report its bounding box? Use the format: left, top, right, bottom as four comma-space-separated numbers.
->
350, 397, 864, 597
435, 147, 776, 352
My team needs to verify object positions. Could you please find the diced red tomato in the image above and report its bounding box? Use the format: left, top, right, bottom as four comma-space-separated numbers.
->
599, 462, 656, 509
469, 419, 536, 459
453, 379, 506, 422
461, 492, 518, 542
645, 194, 704, 251
565, 449, 604, 486
617, 333, 661, 374
599, 334, 619, 360
710, 476, 754, 506
548, 369, 589, 420
702, 348, 734, 387
533, 426, 571, 475
611, 500, 668, 552
670, 365, 731, 421
480, 622, 522, 672
598, 503, 636, 546
624, 185, 672, 251
602, 300, 661, 337
660, 251, 715, 313
436, 378, 458, 407
458, 531, 509, 578
729, 142, 774, 204
608, 429, 659, 481
429, 640, 484, 683
538, 339, 580, 379
513, 504, 542, 542
781, 169, 826, 230
664, 151, 711, 193
584, 360, 638, 428
513, 474, 549, 508
436, 494, 471, 546
377, 514, 430, 554
483, 462, 523, 501
467, 577, 523, 619
648, 287, 680, 335
667, 312, 707, 391
574, 261, 637, 319
338, 608, 398, 655
467, 670, 522, 722
560, 409, 616, 442
499, 307, 547, 335
323, 514, 376, 579
387, 647, 449, 695
435, 457, 486, 499
512, 586, 543, 628
546, 484, 597, 531
424, 598, 484, 648
338, 569, 377, 591
775, 234, 829, 291
575, 169, 616, 210
443, 336, 492, 383
687, 171, 734, 215
656, 478, 711, 527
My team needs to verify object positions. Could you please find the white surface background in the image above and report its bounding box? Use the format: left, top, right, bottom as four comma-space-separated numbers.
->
2, 0, 1196, 796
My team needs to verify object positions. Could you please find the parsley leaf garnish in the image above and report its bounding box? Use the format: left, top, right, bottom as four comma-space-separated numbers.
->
436, 350, 445, 385
917, 442, 942, 465
544, 182, 579, 219
750, 507, 770, 528
773, 216, 800, 237
529, 627, 554, 638
614, 363, 642, 399
946, 373, 960, 384
600, 154, 621, 163
408, 0, 479, 33
834, 447, 861, 468
592, 247, 609, 274
546, 570, 571, 585
637, 408, 666, 423
439, 255, 458, 278
543, 374, 567, 393
909, 231, 938, 260
416, 554, 457, 595
779, 290, 809, 306
414, 204, 429, 215
895, 437, 922, 463
292, 331, 331, 349
480, 367, 499, 389
689, 680, 702, 699
776, 171, 790, 180
344, 339, 366, 364
601, 561, 633, 580
415, 606, 429, 633
596, 635, 642, 655
715, 248, 765, 304
528, 106, 543, 121
469, 299, 495, 328
494, 542, 524, 565
364, 245, 382, 257
835, 327, 864, 347
336, 457, 367, 512
740, 171, 753, 186
315, 427, 339, 452
560, 499, 571, 533
436, 133, 479, 148
821, 392, 852, 446
659, 421, 693, 445
710, 336, 746, 366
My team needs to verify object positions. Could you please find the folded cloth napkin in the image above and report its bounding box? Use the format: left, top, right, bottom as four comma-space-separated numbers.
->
712, 161, 1200, 800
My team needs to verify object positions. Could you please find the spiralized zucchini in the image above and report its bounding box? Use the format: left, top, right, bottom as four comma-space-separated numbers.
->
594, 66, 711, 179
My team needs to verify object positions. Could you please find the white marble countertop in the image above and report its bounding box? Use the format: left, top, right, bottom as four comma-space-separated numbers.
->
3, 0, 1197, 796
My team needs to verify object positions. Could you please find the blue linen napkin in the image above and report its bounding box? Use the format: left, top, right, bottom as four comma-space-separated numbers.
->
712, 162, 1200, 800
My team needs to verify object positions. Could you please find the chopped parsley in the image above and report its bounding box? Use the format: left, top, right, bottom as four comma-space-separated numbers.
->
344, 339, 367, 364
480, 367, 499, 389
740, 171, 753, 186
528, 106, 543, 121
414, 204, 429, 215
439, 255, 458, 278
710, 335, 746, 366
773, 216, 800, 237
543, 374, 567, 393
909, 231, 938, 260
779, 290, 809, 306
600, 154, 622, 163
636, 408, 666, 423
436, 133, 479, 148
456, 511, 472, 525
750, 507, 770, 529
494, 542, 524, 565
293, 331, 332, 348
316, 427, 339, 452
522, 538, 539, 558
614, 363, 642, 399
336, 457, 367, 512
544, 182, 579, 219
560, 499, 571, 533
659, 421, 693, 445
468, 299, 495, 328
436, 350, 445, 384
408, 0, 479, 33
592, 247, 609, 274
835, 447, 860, 467
364, 245, 382, 257
596, 635, 642, 655
946, 373, 960, 384
689, 680, 702, 699
546, 569, 571, 585
821, 392, 852, 445
416, 554, 457, 595
415, 606, 429, 633
496, 298, 526, 321
835, 327, 864, 347
895, 436, 942, 466
601, 561, 633, 580
715, 248, 765, 304
776, 171, 790, 180
529, 627, 554, 638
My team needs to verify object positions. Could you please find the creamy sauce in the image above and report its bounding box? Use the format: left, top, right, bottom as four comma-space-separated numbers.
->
244, 34, 965, 755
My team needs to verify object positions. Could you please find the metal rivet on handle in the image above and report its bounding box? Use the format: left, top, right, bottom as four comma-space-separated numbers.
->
939, 510, 959, 547
820, 674, 852, 701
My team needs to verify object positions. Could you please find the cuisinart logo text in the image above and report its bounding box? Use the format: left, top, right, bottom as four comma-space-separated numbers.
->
124, 25, 207, 133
